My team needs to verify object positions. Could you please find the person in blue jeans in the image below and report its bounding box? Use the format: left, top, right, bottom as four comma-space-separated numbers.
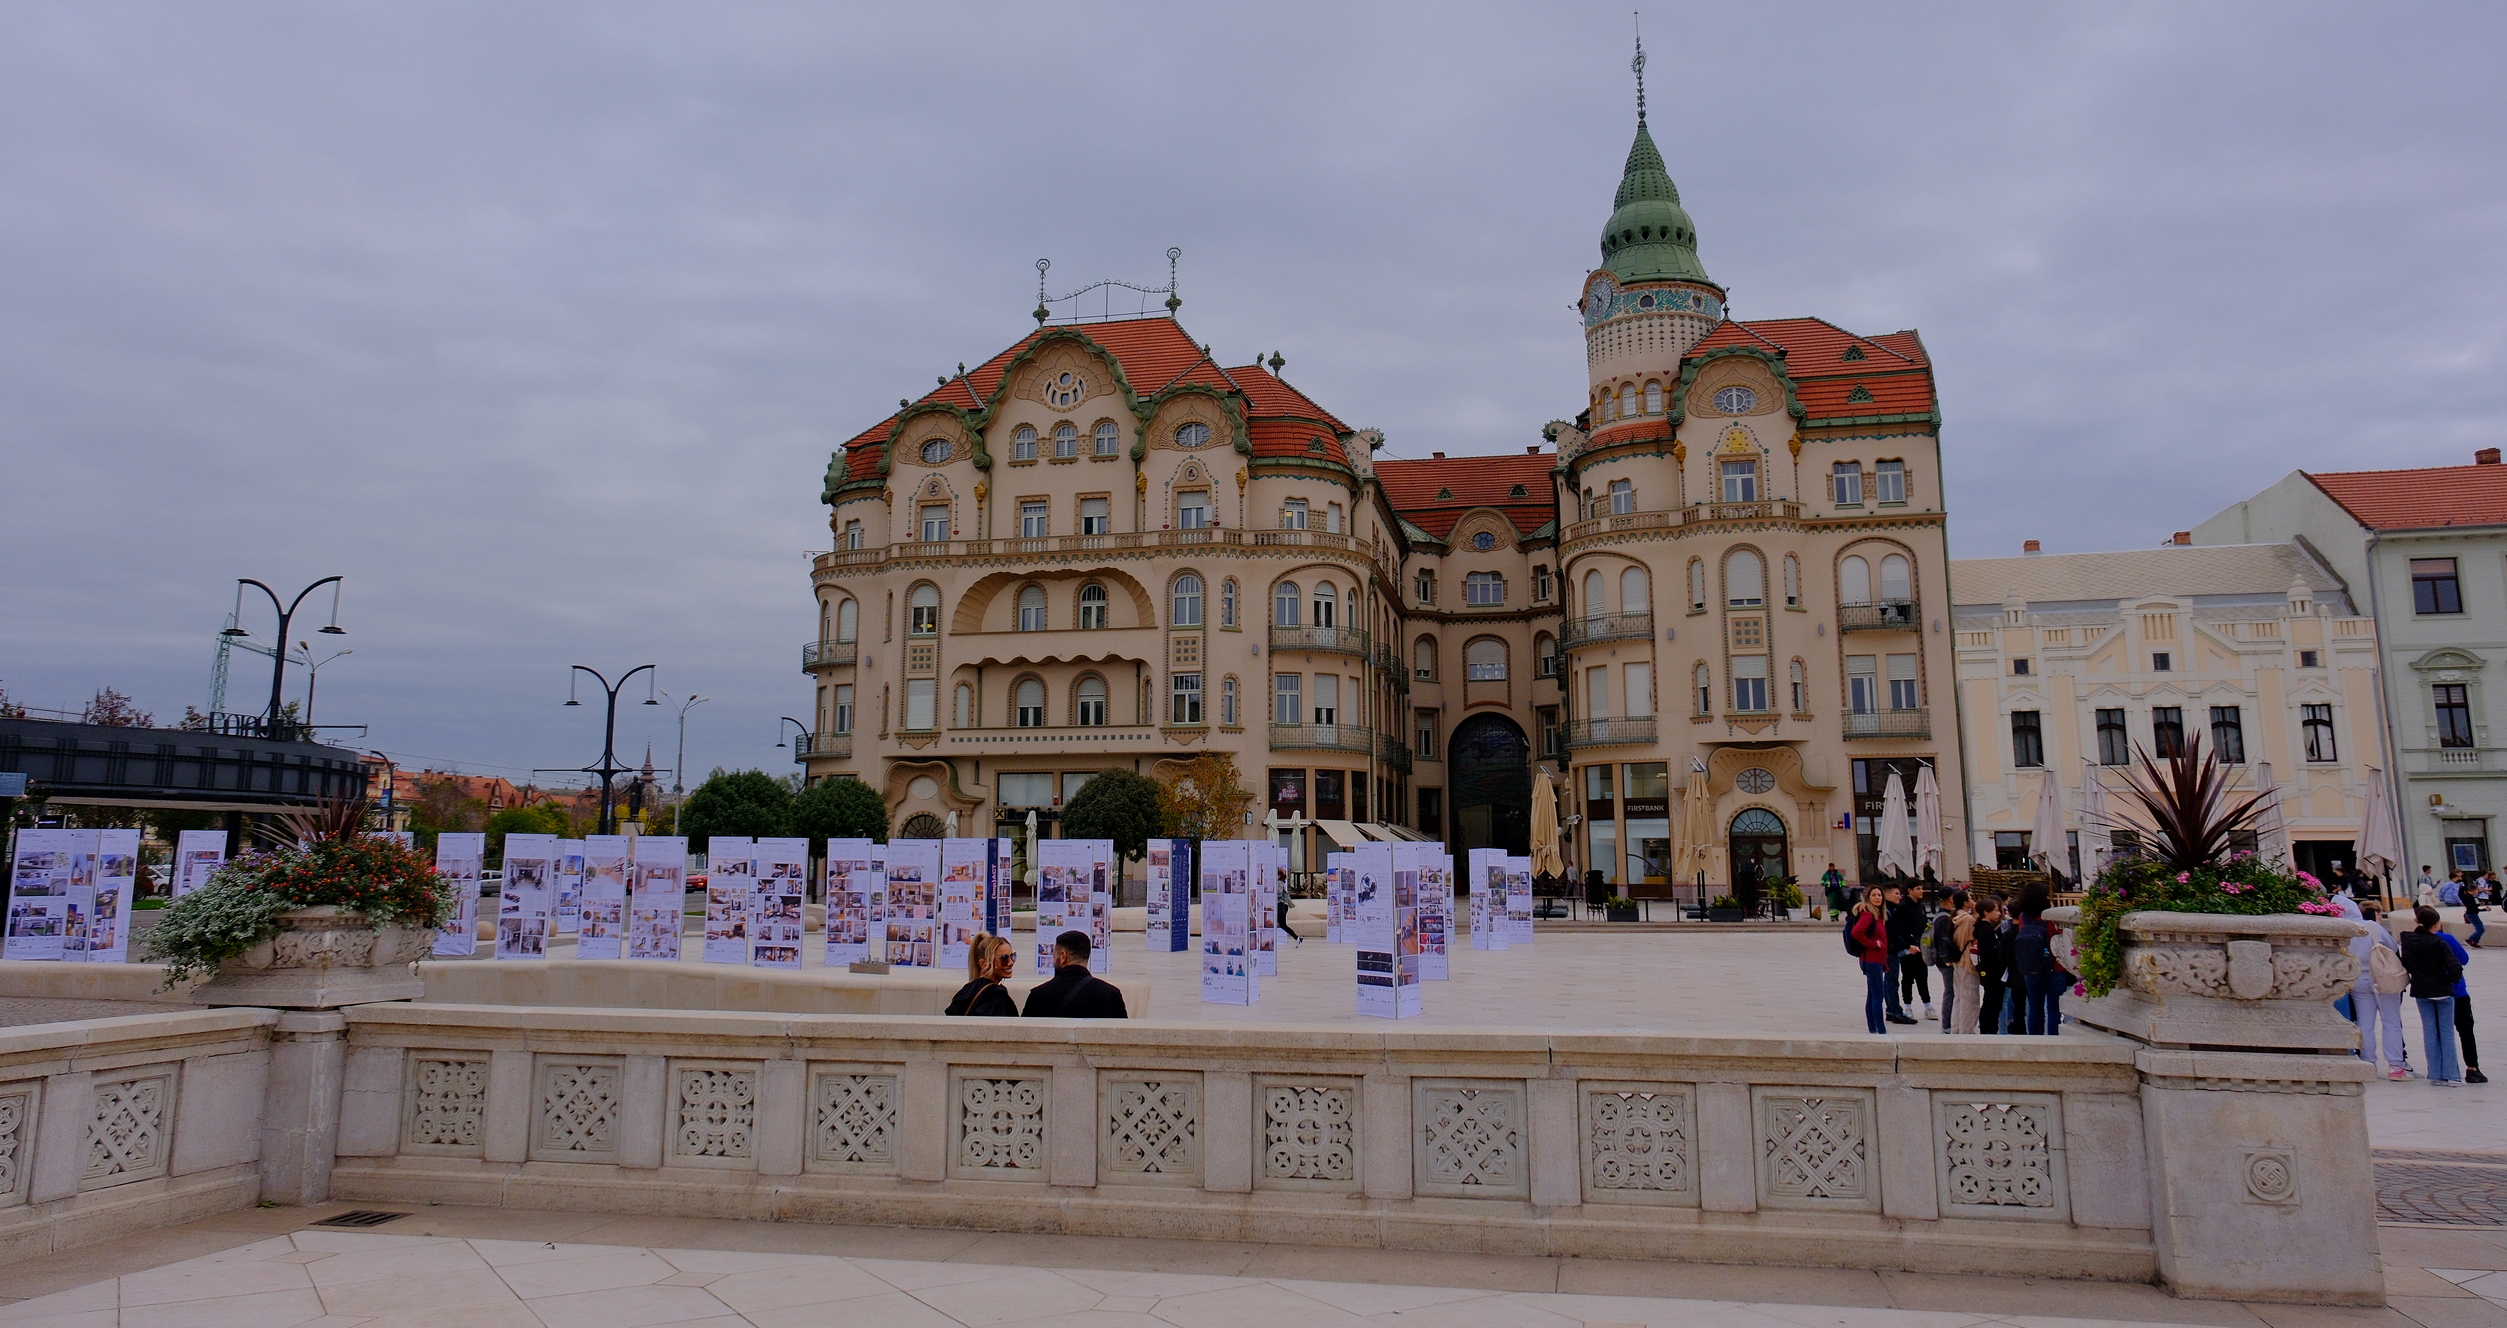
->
2401, 905, 2467, 1085
2011, 884, 2067, 1035
1849, 890, 1894, 1034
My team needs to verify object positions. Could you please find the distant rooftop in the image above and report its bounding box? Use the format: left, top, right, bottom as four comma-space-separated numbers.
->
1952, 542, 2350, 614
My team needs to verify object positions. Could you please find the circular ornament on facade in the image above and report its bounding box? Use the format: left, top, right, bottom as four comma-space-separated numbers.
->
919, 438, 952, 463
1712, 386, 1759, 415
1175, 422, 1212, 449
908, 776, 939, 800
1472, 531, 1497, 551
1736, 767, 1777, 795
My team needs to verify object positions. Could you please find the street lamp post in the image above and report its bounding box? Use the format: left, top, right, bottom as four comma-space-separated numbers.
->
662, 691, 708, 794
368, 750, 398, 829
297, 645, 352, 728
221, 576, 344, 739
563, 665, 660, 835
774, 716, 810, 759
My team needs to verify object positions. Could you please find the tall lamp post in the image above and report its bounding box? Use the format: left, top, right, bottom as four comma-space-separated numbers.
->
297, 645, 352, 728
662, 691, 707, 794
774, 716, 810, 760
220, 576, 344, 739
367, 750, 399, 830
563, 665, 659, 835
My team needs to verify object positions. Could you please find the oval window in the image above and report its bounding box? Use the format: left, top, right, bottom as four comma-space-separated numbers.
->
919, 438, 951, 463
1472, 531, 1496, 551
1712, 386, 1758, 415
1175, 422, 1211, 448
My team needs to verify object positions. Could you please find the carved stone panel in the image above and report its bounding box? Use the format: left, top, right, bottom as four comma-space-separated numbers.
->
670, 1061, 759, 1169
84, 1070, 173, 1188
402, 1055, 489, 1156
0, 1080, 35, 1206
1933, 1093, 2067, 1221
1256, 1075, 1360, 1190
1413, 1079, 1527, 1200
1580, 1082, 1698, 1207
530, 1056, 623, 1164
951, 1069, 1048, 1181
809, 1064, 901, 1175
1101, 1074, 1200, 1186
1753, 1087, 1877, 1212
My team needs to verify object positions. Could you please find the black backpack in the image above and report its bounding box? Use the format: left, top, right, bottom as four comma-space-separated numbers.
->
1841, 911, 1863, 956
1928, 911, 1962, 966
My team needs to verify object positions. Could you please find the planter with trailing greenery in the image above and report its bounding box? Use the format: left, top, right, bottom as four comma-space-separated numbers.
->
145, 800, 457, 1008
2048, 740, 2362, 1052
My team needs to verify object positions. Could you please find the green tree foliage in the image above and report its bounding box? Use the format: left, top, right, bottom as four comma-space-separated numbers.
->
676, 768, 795, 852
1157, 753, 1256, 842
1062, 769, 1163, 861
485, 801, 574, 866
791, 777, 887, 855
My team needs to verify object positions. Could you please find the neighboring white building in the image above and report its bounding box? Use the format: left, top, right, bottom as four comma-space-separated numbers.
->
2195, 449, 2507, 882
1952, 540, 2385, 882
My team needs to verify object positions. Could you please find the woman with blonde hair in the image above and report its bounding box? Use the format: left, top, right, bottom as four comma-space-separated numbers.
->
945, 932, 1019, 1017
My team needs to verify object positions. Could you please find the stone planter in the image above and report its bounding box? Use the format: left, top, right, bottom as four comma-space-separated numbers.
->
189, 905, 434, 1009
1604, 903, 1639, 922
2044, 906, 2363, 1051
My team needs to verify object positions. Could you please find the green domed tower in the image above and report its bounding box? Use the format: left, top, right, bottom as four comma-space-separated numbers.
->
1580, 36, 1726, 428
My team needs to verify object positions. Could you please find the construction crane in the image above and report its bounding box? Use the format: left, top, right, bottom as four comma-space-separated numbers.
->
208, 613, 306, 717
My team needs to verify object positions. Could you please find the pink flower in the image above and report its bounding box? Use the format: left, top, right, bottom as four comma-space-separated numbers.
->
2177, 872, 2192, 884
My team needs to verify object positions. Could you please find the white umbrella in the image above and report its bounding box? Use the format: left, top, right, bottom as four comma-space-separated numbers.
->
2077, 759, 2111, 878
2250, 762, 2289, 863
1024, 809, 1039, 909
2359, 770, 2403, 886
943, 810, 959, 838
1915, 764, 1946, 882
1530, 768, 1566, 880
2028, 772, 2064, 881
1876, 770, 1914, 879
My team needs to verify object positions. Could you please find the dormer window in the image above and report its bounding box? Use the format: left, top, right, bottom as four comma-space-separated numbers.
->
1712, 386, 1757, 414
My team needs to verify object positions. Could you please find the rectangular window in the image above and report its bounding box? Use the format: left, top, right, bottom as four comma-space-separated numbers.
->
1326, 503, 1344, 533
905, 678, 936, 731
2012, 658, 2032, 675
1540, 712, 1561, 758
2413, 558, 2464, 615
1732, 656, 1767, 712
2297, 649, 2319, 668
2210, 706, 2246, 763
1608, 479, 1635, 515
1885, 654, 1918, 710
1847, 655, 1878, 714
2152, 706, 2185, 757
1170, 673, 1203, 725
1020, 501, 1047, 538
1269, 769, 1305, 815
834, 685, 855, 735
919, 505, 948, 542
1416, 571, 1435, 605
1416, 711, 1438, 760
1221, 677, 1238, 725
2096, 708, 2129, 765
2303, 704, 2337, 761
1874, 460, 1907, 504
1079, 497, 1108, 535
1625, 662, 1652, 717
1177, 492, 1208, 530
2012, 710, 2044, 768
1537, 646, 1557, 678
1720, 460, 1757, 503
842, 519, 863, 550
998, 772, 1053, 807
1533, 566, 1552, 601
1273, 674, 1301, 725
1283, 499, 1307, 529
1313, 675, 1339, 727
1314, 770, 1345, 820
1465, 571, 1505, 606
1832, 463, 1862, 506
2437, 684, 2476, 748
2152, 652, 2171, 672
1585, 666, 1610, 720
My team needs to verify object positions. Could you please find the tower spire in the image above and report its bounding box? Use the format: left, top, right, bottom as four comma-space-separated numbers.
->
1632, 12, 1647, 129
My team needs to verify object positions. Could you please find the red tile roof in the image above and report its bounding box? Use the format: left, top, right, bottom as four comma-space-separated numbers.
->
1375, 452, 1558, 539
1687, 317, 1937, 421
2308, 462, 2507, 531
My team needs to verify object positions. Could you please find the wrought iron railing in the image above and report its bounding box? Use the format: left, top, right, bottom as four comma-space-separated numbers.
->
1268, 723, 1374, 756
1838, 600, 1921, 632
1374, 731, 1413, 773
1841, 708, 1928, 740
1563, 717, 1657, 749
801, 640, 858, 668
1560, 612, 1653, 648
1269, 625, 1372, 658
792, 732, 851, 761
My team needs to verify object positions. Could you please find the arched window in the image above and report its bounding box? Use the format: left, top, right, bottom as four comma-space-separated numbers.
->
1608, 479, 1634, 515
1694, 663, 1713, 715
1688, 560, 1707, 612
953, 682, 972, 728
1175, 422, 1211, 449
1644, 381, 1663, 413
1221, 676, 1239, 726
1078, 583, 1108, 630
1221, 579, 1238, 628
1274, 582, 1301, 627
1789, 659, 1807, 713
1602, 392, 1617, 423
1534, 631, 1556, 677
1582, 569, 1604, 616
1053, 422, 1077, 459
1466, 638, 1507, 681
1075, 676, 1108, 726
1839, 556, 1872, 606
1017, 584, 1046, 632
1727, 550, 1765, 608
908, 583, 940, 636
819, 600, 831, 642
920, 438, 951, 464
1414, 637, 1436, 680
1094, 420, 1120, 456
1012, 425, 1038, 462
1618, 384, 1636, 418
1783, 555, 1801, 608
1015, 678, 1045, 728
1880, 554, 1913, 603
1312, 583, 1337, 628
1620, 566, 1648, 615
836, 598, 858, 643
1172, 575, 1203, 626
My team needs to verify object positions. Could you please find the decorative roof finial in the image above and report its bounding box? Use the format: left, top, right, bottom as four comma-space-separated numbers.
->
1165, 246, 1182, 313
1632, 11, 1648, 129
1034, 258, 1051, 325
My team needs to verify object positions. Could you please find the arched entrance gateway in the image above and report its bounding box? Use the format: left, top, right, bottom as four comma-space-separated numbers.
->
1448, 713, 1532, 886
1727, 808, 1788, 893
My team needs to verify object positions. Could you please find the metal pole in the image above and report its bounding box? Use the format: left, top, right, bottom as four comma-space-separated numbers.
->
570, 665, 656, 836
234, 576, 342, 740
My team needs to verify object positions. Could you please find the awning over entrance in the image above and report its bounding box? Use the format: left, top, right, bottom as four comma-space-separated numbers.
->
1313, 819, 1367, 851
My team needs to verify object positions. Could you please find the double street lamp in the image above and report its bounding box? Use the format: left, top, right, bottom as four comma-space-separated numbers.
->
563, 664, 659, 835
220, 576, 345, 740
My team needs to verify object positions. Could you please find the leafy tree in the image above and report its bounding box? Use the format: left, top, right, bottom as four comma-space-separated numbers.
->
485, 801, 574, 866
0, 679, 25, 719
82, 687, 153, 728
1062, 769, 1163, 861
408, 777, 487, 850
791, 777, 887, 855
676, 768, 795, 853
1157, 753, 1255, 843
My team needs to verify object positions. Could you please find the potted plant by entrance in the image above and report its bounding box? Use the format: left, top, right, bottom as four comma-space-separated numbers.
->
1706, 894, 1745, 923
144, 797, 457, 1007
2049, 738, 2359, 1051
1770, 877, 1808, 921
1605, 895, 1640, 922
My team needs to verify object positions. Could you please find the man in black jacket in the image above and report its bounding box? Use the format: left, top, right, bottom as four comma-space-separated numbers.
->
1885, 885, 1930, 1023
1022, 931, 1128, 1019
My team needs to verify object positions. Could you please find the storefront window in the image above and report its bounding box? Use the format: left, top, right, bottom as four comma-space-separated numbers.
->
1623, 763, 1671, 887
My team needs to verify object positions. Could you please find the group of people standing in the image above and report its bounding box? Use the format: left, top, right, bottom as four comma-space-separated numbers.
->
2342, 887, 2484, 1085
1845, 882, 2070, 1036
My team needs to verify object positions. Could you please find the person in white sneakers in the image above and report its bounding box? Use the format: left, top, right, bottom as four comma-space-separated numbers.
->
2354, 903, 2412, 1080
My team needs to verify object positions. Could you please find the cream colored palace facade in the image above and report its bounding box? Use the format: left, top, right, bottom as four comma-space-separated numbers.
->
799, 105, 1967, 890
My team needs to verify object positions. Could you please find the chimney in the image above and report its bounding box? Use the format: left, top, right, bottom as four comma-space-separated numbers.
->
2022, 539, 2042, 555
2478, 448, 2501, 465
1432, 452, 1445, 460
2173, 532, 2192, 546
1527, 446, 1541, 455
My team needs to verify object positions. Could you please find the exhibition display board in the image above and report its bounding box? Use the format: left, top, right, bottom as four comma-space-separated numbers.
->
1467, 847, 1508, 951
494, 833, 556, 959
1252, 842, 1281, 976
881, 839, 939, 969
1325, 851, 1352, 943
939, 838, 991, 972
4, 828, 137, 962
752, 837, 808, 969
1144, 838, 1192, 952
553, 839, 584, 936
577, 836, 629, 959
431, 832, 484, 957
1417, 842, 1451, 980
1354, 842, 1420, 1018
992, 836, 1013, 937
703, 838, 758, 964
629, 836, 688, 961
1505, 853, 1535, 945
1197, 839, 1257, 1003
824, 838, 881, 967
1034, 838, 1112, 974
172, 829, 227, 898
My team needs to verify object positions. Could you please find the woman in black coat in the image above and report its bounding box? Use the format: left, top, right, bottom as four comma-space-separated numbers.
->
946, 933, 1019, 1017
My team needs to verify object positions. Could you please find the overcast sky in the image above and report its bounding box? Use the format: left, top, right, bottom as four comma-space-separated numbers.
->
3, 2, 2500, 785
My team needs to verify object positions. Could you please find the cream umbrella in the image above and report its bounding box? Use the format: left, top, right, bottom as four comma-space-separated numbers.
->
1530, 768, 1566, 880
2077, 758, 2111, 878
2028, 772, 2065, 883
2250, 762, 2289, 864
1916, 764, 1946, 883
943, 810, 959, 838
2359, 770, 2404, 890
1876, 770, 1913, 879
1682, 767, 1714, 887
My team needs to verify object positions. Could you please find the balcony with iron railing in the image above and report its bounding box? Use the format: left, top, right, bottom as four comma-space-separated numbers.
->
1842, 708, 1929, 740
1562, 500, 1804, 545
1560, 612, 1654, 649
801, 640, 858, 669
1374, 731, 1413, 773
1269, 624, 1372, 658
792, 731, 851, 762
1269, 723, 1374, 757
1837, 600, 1921, 632
1563, 717, 1657, 749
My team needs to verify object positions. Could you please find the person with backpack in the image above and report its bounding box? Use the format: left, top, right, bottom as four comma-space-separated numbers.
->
2012, 883, 2067, 1036
2355, 903, 2411, 1079
1847, 887, 1893, 1034
1929, 890, 1970, 1032
2400, 905, 2467, 1085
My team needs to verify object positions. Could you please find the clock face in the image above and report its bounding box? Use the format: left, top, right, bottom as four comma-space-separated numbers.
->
1584, 278, 1615, 321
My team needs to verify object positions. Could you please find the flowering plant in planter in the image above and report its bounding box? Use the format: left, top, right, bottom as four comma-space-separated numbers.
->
2073, 737, 2331, 997
143, 798, 456, 984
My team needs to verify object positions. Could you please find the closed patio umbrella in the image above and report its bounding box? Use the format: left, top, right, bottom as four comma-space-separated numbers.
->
1682, 768, 1714, 886
2360, 770, 2403, 890
2078, 759, 2111, 878
1876, 770, 1913, 880
2028, 772, 2064, 883
2250, 762, 2288, 864
1916, 764, 1946, 882
1530, 767, 1566, 880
